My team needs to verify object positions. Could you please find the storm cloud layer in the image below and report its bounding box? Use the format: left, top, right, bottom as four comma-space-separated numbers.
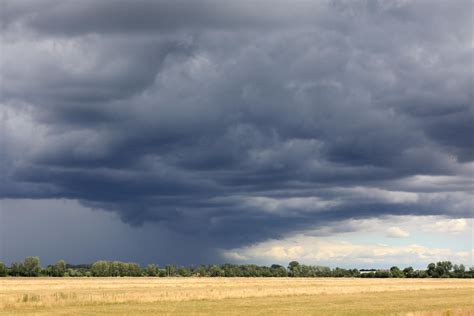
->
1, 0, 473, 258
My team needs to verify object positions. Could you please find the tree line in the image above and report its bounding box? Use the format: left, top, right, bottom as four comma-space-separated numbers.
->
0, 257, 472, 278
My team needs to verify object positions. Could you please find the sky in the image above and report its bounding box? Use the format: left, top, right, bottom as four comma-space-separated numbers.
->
0, 0, 473, 269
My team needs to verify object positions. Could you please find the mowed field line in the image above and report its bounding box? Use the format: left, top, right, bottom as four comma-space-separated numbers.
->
0, 278, 473, 315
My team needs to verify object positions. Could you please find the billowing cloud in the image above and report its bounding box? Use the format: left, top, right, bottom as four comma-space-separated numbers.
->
422, 218, 469, 234
387, 227, 410, 238
222, 235, 470, 268
1, 0, 472, 264
222, 221, 473, 268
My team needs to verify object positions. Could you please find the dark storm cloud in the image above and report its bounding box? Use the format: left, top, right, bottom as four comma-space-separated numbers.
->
1, 0, 473, 258
2, 0, 329, 35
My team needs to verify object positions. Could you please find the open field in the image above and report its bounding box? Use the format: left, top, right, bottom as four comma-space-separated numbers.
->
0, 278, 473, 315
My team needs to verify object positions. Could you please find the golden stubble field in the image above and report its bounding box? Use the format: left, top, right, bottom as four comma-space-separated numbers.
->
0, 277, 473, 315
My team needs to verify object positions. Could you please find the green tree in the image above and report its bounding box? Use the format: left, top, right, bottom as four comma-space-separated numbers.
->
413, 270, 428, 278
374, 270, 390, 278
427, 263, 437, 277
145, 264, 159, 276
10, 262, 23, 276
165, 265, 176, 277
270, 264, 287, 277
91, 261, 109, 277
0, 262, 7, 277
314, 266, 331, 277
109, 261, 121, 277
196, 266, 208, 277
127, 263, 142, 276
435, 261, 453, 278
178, 267, 192, 277
452, 264, 465, 278
222, 264, 239, 277
52, 260, 67, 277
403, 266, 414, 278
209, 265, 224, 277
23, 257, 41, 277
300, 265, 312, 277
390, 266, 404, 278
287, 261, 301, 277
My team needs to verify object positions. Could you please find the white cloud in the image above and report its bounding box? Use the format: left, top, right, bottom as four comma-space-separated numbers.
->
336, 187, 419, 204
223, 251, 248, 261
422, 218, 469, 234
222, 233, 472, 267
386, 226, 410, 238
304, 215, 472, 238
243, 196, 340, 215
263, 246, 304, 260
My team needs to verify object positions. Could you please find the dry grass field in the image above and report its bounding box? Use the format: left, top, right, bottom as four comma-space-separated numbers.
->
0, 278, 472, 315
